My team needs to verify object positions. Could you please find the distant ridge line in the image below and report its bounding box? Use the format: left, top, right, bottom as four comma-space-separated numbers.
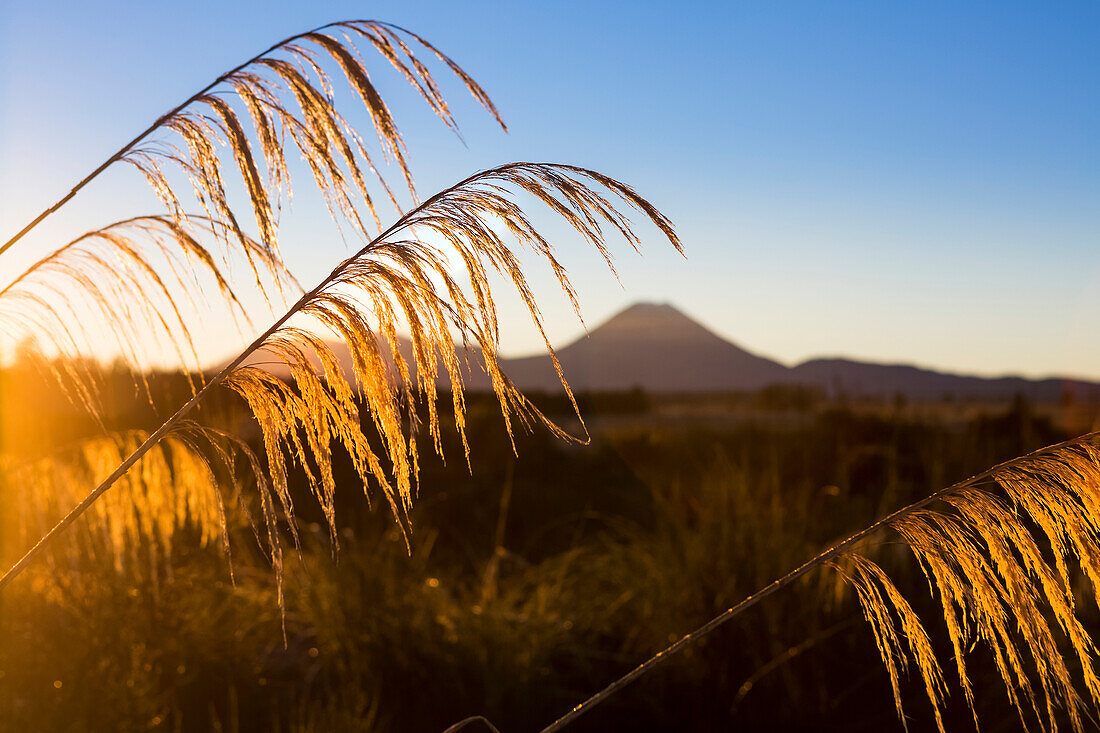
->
233, 302, 1100, 401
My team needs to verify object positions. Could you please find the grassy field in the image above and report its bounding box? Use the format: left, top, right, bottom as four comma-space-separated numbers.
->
3, 361, 1095, 731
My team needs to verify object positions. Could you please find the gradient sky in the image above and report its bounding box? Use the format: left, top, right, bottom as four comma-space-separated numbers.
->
2, 1, 1098, 379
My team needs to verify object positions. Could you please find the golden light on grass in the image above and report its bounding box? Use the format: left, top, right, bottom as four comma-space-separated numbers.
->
0, 215, 293, 413
0, 21, 505, 259
2, 429, 236, 573
0, 18, 682, 617
837, 440, 1100, 733
544, 434, 1100, 733
0, 17, 514, 594
0, 161, 681, 613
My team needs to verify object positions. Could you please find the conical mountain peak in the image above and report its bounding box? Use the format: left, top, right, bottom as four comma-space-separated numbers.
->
587, 302, 721, 343
524, 301, 787, 391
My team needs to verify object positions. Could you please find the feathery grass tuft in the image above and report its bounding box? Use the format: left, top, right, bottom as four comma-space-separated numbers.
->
223, 162, 682, 549
829, 438, 1100, 733
0, 215, 295, 413
540, 433, 1100, 733
2, 21, 504, 259
0, 162, 680, 603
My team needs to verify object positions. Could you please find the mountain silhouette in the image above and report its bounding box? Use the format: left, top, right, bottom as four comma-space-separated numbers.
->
496, 302, 787, 391
229, 302, 1100, 401
788, 358, 1098, 402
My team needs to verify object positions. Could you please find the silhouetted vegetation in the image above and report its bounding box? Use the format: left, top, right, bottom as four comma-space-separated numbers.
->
4, 362, 1096, 731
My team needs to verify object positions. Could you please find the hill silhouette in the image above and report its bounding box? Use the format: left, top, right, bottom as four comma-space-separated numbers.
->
496, 302, 787, 392
229, 302, 1100, 401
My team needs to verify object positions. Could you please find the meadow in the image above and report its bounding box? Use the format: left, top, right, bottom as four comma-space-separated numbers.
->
3, 359, 1097, 731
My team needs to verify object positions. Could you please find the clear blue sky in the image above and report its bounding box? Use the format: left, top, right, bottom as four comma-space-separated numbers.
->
2, 1, 1099, 378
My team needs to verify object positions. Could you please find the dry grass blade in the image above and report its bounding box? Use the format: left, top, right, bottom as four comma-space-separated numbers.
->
223, 161, 682, 552
0, 215, 294, 414
0, 162, 679, 605
827, 555, 947, 732
846, 440, 1100, 733
537, 432, 1100, 733
1, 19, 505, 259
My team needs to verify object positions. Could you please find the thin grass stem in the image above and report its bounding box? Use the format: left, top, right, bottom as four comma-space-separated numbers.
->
0, 166, 476, 592
535, 431, 1100, 733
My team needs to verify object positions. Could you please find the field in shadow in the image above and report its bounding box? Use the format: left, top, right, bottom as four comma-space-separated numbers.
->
3, 364, 1099, 731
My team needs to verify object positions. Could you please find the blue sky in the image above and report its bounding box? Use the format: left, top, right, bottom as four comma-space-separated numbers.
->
2, 1, 1098, 378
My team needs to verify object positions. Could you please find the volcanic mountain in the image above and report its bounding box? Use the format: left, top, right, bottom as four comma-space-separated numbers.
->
231, 302, 1100, 401
495, 302, 787, 392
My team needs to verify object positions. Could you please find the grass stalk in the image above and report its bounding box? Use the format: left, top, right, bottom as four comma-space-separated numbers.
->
0, 168, 472, 592
536, 430, 1100, 732
0, 21, 339, 259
